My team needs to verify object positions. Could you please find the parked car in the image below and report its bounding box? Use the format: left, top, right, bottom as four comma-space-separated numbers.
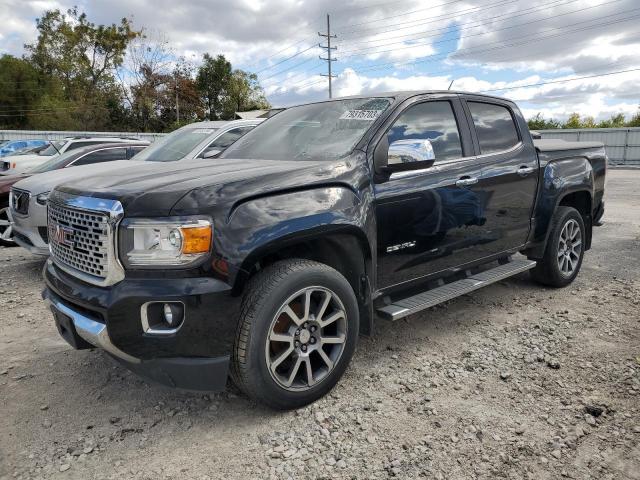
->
41, 92, 606, 409
10, 143, 50, 156
0, 142, 148, 247
9, 120, 260, 253
0, 139, 48, 157
0, 136, 142, 175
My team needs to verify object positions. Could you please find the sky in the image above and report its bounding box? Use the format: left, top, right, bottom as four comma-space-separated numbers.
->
1, 0, 639, 121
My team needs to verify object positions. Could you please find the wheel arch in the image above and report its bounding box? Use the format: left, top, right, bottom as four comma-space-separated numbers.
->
233, 226, 375, 336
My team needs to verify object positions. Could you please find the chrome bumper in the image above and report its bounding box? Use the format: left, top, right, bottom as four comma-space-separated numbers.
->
43, 289, 140, 364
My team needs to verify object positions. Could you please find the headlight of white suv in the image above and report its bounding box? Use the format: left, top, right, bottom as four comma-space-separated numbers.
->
119, 217, 212, 268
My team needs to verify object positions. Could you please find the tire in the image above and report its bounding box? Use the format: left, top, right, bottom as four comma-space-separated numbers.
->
530, 206, 585, 288
231, 259, 359, 410
0, 204, 16, 247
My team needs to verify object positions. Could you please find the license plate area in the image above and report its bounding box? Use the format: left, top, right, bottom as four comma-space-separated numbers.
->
51, 307, 93, 350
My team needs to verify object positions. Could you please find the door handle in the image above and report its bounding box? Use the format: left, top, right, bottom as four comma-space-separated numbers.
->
455, 177, 478, 187
517, 166, 535, 177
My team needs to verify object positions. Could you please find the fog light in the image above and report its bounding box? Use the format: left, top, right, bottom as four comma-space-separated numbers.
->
163, 303, 175, 325
142, 301, 185, 334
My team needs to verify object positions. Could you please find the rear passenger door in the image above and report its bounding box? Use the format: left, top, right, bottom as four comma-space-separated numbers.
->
462, 97, 538, 254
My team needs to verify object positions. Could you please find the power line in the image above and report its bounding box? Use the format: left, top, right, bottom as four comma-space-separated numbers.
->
481, 67, 640, 92
334, 0, 575, 49
337, 0, 627, 58
344, 10, 640, 75
333, 0, 475, 30
335, 0, 519, 37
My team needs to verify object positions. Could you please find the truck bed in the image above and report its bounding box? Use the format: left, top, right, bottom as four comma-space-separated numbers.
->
533, 138, 604, 152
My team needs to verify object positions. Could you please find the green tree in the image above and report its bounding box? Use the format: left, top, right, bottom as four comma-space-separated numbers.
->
527, 113, 560, 130
563, 113, 583, 129
24, 7, 140, 129
222, 69, 270, 119
196, 54, 232, 120
0, 55, 42, 129
627, 108, 640, 127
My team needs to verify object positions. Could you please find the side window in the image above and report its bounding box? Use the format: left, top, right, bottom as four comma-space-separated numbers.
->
387, 101, 463, 161
128, 146, 147, 158
467, 102, 520, 154
200, 127, 255, 158
72, 148, 128, 166
66, 141, 108, 152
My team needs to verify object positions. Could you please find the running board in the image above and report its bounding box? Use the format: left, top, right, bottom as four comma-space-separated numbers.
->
377, 259, 536, 321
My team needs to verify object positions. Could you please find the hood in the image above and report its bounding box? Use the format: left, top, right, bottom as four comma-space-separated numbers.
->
12, 160, 140, 195
0, 173, 30, 194
55, 157, 355, 216
1, 153, 56, 176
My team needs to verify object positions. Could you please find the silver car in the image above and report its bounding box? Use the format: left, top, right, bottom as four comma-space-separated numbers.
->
10, 119, 262, 255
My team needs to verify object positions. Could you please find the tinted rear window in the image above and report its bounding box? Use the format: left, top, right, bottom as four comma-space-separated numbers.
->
468, 102, 520, 154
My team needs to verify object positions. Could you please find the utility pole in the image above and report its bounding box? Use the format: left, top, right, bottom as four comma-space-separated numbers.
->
175, 70, 180, 123
319, 14, 337, 99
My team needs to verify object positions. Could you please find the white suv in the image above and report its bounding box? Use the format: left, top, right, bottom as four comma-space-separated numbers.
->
0, 136, 142, 175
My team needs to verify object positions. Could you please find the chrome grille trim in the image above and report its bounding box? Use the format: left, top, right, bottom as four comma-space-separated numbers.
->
47, 191, 125, 287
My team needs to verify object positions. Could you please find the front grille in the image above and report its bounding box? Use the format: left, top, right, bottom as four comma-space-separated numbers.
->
48, 202, 110, 279
11, 189, 30, 215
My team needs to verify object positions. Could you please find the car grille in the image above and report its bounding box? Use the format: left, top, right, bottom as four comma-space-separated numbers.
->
48, 202, 110, 279
11, 188, 30, 215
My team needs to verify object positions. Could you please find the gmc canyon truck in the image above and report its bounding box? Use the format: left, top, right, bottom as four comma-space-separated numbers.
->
42, 91, 606, 409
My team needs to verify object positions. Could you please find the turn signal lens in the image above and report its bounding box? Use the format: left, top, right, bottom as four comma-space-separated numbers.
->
181, 225, 212, 254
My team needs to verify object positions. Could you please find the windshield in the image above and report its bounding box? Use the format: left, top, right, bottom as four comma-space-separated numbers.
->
38, 141, 65, 156
222, 97, 392, 161
29, 149, 80, 173
131, 127, 218, 162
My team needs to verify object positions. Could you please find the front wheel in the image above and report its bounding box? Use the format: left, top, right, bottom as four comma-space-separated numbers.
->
530, 206, 585, 287
0, 205, 16, 247
231, 259, 359, 410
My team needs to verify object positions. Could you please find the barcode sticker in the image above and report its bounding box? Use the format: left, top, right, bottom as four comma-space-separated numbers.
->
339, 110, 384, 121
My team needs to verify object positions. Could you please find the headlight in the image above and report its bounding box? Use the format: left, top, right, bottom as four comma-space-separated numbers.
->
36, 191, 50, 206
120, 217, 212, 268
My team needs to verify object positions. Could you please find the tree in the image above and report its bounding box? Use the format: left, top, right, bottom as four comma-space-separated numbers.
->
196, 54, 232, 120
563, 113, 583, 129
527, 113, 560, 130
0, 55, 42, 129
24, 7, 140, 130
222, 69, 271, 119
627, 108, 640, 127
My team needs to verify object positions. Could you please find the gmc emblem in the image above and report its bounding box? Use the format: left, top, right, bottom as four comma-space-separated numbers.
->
52, 224, 74, 247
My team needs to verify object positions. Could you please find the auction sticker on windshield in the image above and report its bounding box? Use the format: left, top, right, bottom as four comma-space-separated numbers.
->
339, 110, 384, 121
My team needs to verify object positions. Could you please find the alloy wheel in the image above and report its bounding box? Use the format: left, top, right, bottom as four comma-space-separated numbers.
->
0, 207, 15, 244
557, 218, 582, 277
265, 286, 348, 391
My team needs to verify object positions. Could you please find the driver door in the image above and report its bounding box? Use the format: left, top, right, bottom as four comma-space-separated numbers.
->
374, 96, 490, 290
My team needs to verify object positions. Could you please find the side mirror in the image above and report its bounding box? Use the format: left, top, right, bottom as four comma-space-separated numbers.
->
387, 139, 436, 172
201, 149, 222, 159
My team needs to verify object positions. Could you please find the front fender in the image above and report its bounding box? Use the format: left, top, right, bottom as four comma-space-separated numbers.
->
216, 186, 370, 287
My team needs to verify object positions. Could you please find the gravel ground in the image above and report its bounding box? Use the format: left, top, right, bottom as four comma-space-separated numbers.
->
1, 169, 639, 480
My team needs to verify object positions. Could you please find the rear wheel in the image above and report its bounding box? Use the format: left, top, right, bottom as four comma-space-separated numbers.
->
231, 259, 359, 410
530, 206, 585, 287
0, 204, 16, 247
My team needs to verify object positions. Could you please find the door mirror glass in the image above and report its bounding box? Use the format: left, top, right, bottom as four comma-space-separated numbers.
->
387, 139, 436, 171
202, 149, 222, 159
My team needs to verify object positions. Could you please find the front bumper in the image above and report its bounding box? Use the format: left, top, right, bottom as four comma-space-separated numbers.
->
12, 196, 49, 255
43, 259, 241, 391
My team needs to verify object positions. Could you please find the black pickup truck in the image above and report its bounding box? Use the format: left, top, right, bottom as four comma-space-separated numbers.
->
42, 91, 606, 409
